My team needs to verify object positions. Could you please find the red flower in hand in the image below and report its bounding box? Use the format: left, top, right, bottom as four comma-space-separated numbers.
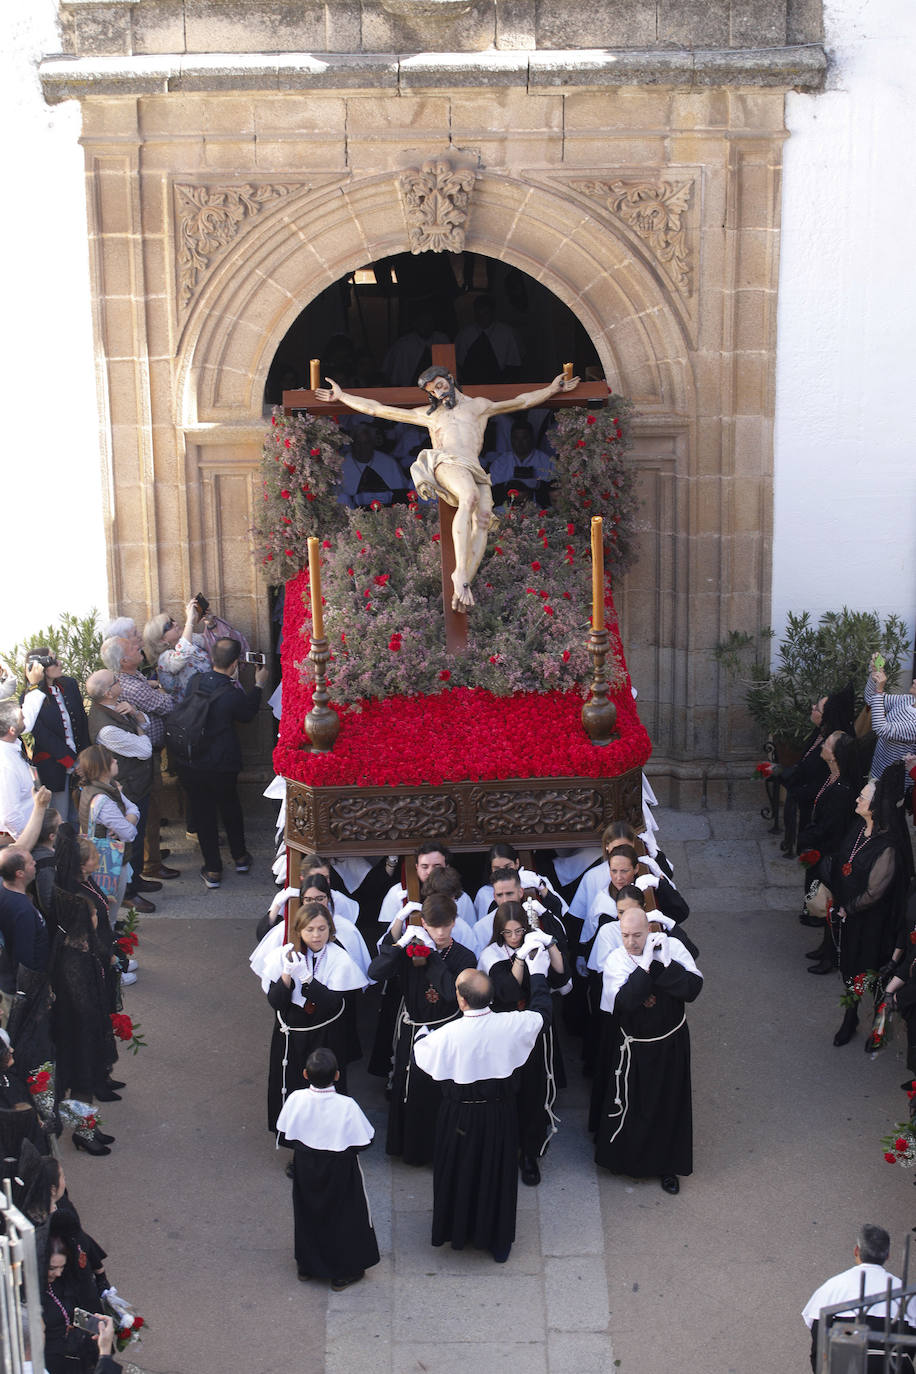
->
895, 1137, 909, 1152
885, 1151, 898, 1163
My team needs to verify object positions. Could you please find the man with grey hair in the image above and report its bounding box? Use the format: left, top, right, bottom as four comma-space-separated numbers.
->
101, 635, 177, 882
802, 1225, 916, 1370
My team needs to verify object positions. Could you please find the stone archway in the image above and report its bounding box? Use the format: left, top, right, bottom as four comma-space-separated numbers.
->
170, 168, 697, 760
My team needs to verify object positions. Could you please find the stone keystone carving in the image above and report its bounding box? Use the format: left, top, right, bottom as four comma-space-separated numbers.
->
578, 179, 694, 295
174, 182, 299, 311
398, 159, 476, 255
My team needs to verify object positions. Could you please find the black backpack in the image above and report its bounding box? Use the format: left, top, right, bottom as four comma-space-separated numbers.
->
164, 676, 229, 768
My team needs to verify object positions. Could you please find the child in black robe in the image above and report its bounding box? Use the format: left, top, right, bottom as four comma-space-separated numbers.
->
276, 1048, 379, 1290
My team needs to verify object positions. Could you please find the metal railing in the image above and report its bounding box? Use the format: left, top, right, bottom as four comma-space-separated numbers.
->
0, 1177, 44, 1374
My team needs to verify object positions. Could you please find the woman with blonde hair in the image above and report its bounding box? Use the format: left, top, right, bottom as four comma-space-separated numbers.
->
142, 600, 211, 700
76, 744, 139, 916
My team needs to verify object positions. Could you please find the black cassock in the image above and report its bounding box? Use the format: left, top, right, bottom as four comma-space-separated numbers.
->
367, 937, 477, 1164
415, 977, 552, 1256
593, 948, 702, 1178
276, 1086, 380, 1281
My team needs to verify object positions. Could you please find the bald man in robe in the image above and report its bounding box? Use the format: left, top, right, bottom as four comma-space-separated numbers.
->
413, 950, 552, 1263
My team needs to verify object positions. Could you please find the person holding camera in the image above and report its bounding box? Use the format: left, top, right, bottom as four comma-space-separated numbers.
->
592, 904, 703, 1196
20, 648, 89, 827
178, 637, 268, 888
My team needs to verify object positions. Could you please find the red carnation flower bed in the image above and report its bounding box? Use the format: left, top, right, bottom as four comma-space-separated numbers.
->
274, 568, 652, 789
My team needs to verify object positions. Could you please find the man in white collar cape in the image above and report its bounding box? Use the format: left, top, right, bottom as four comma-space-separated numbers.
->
412, 942, 552, 1263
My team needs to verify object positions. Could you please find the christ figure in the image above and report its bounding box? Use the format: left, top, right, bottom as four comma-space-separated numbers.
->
316, 366, 579, 612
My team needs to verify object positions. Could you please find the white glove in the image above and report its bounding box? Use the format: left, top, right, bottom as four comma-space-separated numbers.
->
269, 886, 296, 919
649, 932, 671, 966
280, 942, 296, 963
526, 945, 550, 977
396, 924, 418, 947
635, 873, 659, 892
637, 941, 655, 972
575, 955, 588, 979
523, 928, 553, 949
517, 933, 541, 959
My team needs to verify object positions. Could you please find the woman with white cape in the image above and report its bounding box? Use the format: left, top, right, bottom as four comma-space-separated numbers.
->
264, 901, 368, 1132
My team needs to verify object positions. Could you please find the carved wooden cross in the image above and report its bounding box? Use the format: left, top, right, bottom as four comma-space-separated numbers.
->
283, 345, 608, 654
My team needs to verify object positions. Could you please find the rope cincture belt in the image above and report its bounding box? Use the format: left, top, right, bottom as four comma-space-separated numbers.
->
605, 1011, 687, 1145
396, 1001, 458, 1104
275, 1002, 345, 1146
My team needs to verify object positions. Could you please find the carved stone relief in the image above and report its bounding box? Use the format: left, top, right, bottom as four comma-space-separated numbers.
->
575, 179, 694, 295
174, 182, 301, 313
398, 159, 476, 254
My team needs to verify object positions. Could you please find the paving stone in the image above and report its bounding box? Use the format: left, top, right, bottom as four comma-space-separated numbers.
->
544, 1256, 611, 1332
546, 1331, 617, 1374
706, 810, 773, 839
392, 1275, 545, 1341
652, 807, 712, 841
326, 1256, 395, 1313
395, 1342, 548, 1373
760, 850, 808, 887
684, 839, 765, 887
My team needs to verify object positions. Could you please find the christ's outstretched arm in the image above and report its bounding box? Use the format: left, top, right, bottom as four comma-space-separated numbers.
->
482, 373, 580, 416
315, 377, 429, 428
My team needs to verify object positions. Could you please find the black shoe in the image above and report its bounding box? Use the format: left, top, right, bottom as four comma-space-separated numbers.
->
235, 853, 253, 874
106, 1078, 126, 1090
93, 1128, 116, 1145
660, 1175, 680, 1194
807, 957, 837, 975
330, 1273, 364, 1291
297, 1270, 311, 1282
799, 913, 826, 928
285, 1160, 294, 1179
519, 1155, 541, 1186
491, 1244, 512, 1263
94, 1086, 122, 1102
123, 894, 155, 913
134, 877, 162, 893
73, 1132, 111, 1157
834, 1007, 859, 1046
805, 945, 829, 960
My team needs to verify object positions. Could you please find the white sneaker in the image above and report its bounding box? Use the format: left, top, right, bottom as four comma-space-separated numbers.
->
126, 959, 138, 972
120, 971, 138, 986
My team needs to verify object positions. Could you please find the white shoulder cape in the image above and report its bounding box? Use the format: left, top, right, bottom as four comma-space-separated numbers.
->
413, 1006, 543, 1083
276, 1085, 374, 1151
600, 938, 701, 1014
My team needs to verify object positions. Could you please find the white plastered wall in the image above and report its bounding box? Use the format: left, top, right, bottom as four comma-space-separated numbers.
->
772, 0, 916, 656
0, 0, 107, 644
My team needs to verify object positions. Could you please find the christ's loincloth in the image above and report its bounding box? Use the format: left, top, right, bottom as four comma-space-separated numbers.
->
410, 449, 491, 508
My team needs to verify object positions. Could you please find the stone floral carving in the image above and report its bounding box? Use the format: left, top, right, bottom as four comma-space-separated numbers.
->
398, 159, 476, 254
174, 182, 299, 311
577, 178, 694, 294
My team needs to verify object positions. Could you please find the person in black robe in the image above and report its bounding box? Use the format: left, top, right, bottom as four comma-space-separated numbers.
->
42, 1216, 106, 1374
264, 902, 367, 1131
276, 1047, 379, 1289
367, 893, 477, 1164
413, 952, 553, 1262
801, 732, 861, 969
830, 763, 913, 1046
478, 901, 569, 1185
592, 906, 703, 1194
781, 683, 856, 856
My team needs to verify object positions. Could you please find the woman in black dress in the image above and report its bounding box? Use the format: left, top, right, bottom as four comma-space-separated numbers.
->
829, 762, 912, 1046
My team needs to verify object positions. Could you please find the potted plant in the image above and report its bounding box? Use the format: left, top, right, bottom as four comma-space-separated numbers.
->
715, 609, 911, 756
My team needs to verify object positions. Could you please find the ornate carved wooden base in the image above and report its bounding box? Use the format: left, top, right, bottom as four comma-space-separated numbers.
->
284, 766, 644, 857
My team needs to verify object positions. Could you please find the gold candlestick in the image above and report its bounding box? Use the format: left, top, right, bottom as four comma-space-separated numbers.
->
309, 358, 320, 390
582, 515, 617, 745
304, 536, 339, 751
590, 515, 605, 633
307, 536, 324, 640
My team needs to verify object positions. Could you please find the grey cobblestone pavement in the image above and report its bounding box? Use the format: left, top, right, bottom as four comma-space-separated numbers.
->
59, 793, 916, 1373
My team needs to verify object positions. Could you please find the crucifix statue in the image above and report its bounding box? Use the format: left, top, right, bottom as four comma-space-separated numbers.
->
284, 344, 608, 654
316, 364, 580, 613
